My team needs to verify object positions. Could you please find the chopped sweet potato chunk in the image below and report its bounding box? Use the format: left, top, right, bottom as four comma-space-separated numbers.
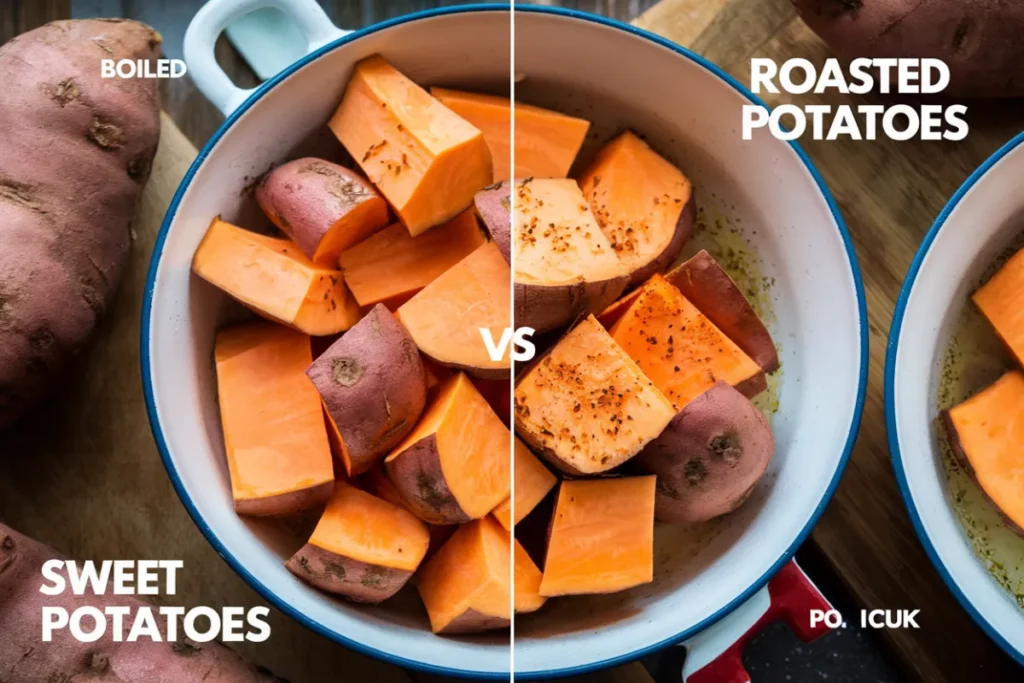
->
973, 247, 1024, 367
340, 209, 485, 309
943, 370, 1024, 531
539, 477, 656, 596
610, 274, 761, 409
579, 131, 693, 286
515, 315, 675, 475
492, 438, 557, 531
431, 88, 590, 181
416, 516, 511, 634
386, 373, 510, 524
286, 482, 429, 603
329, 56, 492, 235
214, 322, 334, 516
396, 240, 511, 379
514, 536, 546, 614
193, 218, 361, 335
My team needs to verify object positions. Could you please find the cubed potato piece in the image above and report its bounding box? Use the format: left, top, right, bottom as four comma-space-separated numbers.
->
514, 178, 630, 333
492, 438, 557, 531
329, 56, 492, 236
514, 536, 546, 614
609, 274, 761, 409
386, 373, 510, 524
973, 247, 1024, 367
214, 322, 334, 516
286, 483, 429, 603
416, 516, 511, 634
193, 218, 362, 335
943, 370, 1024, 533
539, 477, 656, 596
579, 130, 694, 287
514, 315, 675, 475
307, 304, 426, 476
256, 158, 390, 266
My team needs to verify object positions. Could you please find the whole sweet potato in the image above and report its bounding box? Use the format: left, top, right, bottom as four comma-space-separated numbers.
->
0, 20, 161, 429
794, 0, 1024, 97
0, 524, 283, 683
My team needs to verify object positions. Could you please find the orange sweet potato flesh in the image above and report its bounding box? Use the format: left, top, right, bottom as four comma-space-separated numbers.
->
492, 438, 557, 531
943, 371, 1024, 533
416, 516, 511, 634
396, 240, 511, 379
539, 476, 656, 596
472, 377, 511, 427
514, 178, 630, 333
973, 247, 1024, 368
359, 465, 456, 559
340, 209, 485, 309
598, 249, 778, 376
386, 373, 510, 524
513, 536, 546, 614
579, 130, 694, 287
610, 274, 761, 409
214, 322, 334, 516
431, 88, 590, 181
193, 218, 361, 336
329, 56, 492, 236
286, 482, 430, 603
515, 315, 676, 475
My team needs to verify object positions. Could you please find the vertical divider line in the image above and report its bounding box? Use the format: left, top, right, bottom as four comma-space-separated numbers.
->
508, 1, 516, 681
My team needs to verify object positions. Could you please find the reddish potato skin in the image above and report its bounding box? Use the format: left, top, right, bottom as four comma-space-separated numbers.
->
234, 479, 333, 517
636, 381, 774, 522
624, 193, 696, 288
735, 372, 768, 399
286, 543, 413, 603
794, 0, 1024, 97
941, 410, 1024, 536
474, 181, 511, 263
256, 158, 388, 265
386, 434, 472, 525
307, 304, 426, 475
0, 525, 284, 683
673, 250, 779, 374
439, 608, 510, 635
514, 276, 628, 335
0, 20, 161, 430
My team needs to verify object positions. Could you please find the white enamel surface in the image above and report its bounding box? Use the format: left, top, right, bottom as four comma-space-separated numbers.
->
149, 8, 863, 678
512, 12, 862, 675
891, 142, 1024, 661
151, 10, 511, 676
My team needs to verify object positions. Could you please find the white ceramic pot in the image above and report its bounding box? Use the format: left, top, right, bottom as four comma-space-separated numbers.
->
887, 132, 1024, 667
143, 1, 867, 678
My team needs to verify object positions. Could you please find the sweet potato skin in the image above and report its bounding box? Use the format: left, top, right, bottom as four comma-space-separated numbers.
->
385, 433, 472, 525
514, 276, 628, 335
256, 158, 388, 264
235, 479, 334, 517
0, 20, 161, 430
794, 0, 1024, 97
474, 181, 511, 263
0, 524, 284, 683
636, 381, 774, 522
674, 250, 779, 374
941, 409, 1024, 536
307, 304, 426, 475
285, 542, 413, 603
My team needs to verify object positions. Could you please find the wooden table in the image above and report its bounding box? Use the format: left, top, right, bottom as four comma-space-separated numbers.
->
2, 1, 1022, 681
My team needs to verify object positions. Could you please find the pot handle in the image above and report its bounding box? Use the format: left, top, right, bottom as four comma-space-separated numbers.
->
654, 560, 834, 682
184, 0, 348, 116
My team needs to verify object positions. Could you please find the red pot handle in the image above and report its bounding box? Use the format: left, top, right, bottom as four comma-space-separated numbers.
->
680, 559, 834, 683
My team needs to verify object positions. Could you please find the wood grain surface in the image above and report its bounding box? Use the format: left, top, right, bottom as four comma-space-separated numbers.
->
635, 0, 1024, 680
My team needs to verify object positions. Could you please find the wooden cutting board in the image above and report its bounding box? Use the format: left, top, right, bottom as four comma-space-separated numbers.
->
633, 0, 1024, 680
